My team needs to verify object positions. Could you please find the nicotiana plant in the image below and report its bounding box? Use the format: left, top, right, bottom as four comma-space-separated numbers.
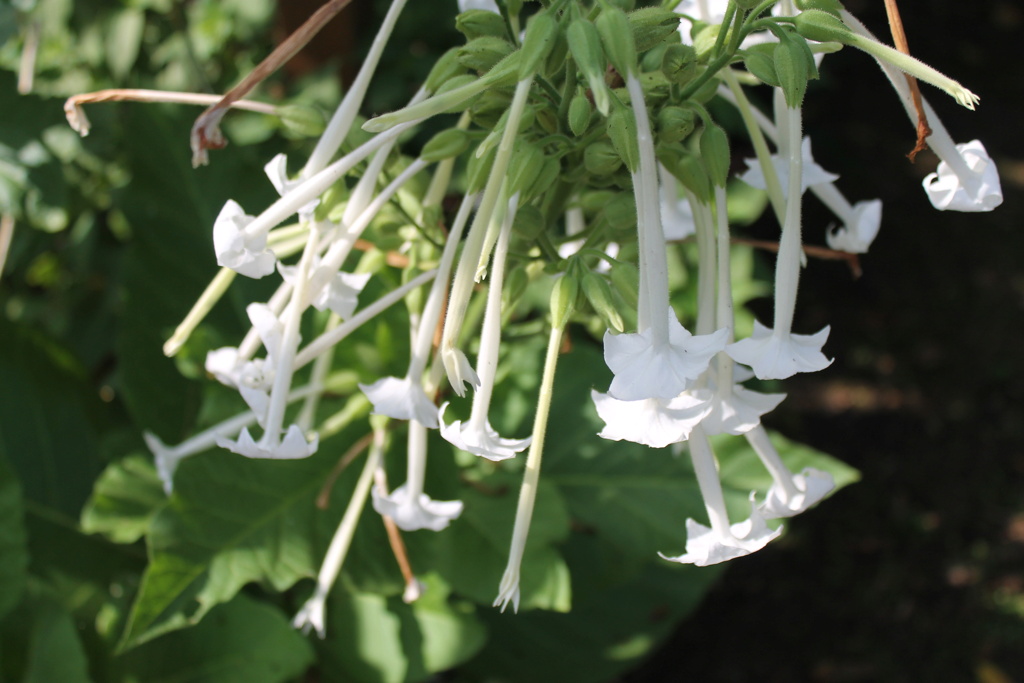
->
22, 0, 1001, 678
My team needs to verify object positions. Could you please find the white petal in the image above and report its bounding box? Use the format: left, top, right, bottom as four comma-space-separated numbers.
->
458, 0, 500, 12
605, 316, 728, 401
591, 389, 712, 448
659, 180, 696, 241
205, 346, 242, 387
246, 304, 284, 361
143, 431, 178, 495
372, 484, 463, 532
238, 384, 270, 427
216, 425, 319, 460
826, 199, 882, 254
438, 404, 530, 461
213, 200, 276, 278
923, 139, 1003, 212
726, 320, 832, 380
659, 494, 782, 566
700, 385, 786, 436
292, 596, 326, 638
738, 137, 839, 196
761, 467, 835, 519
312, 271, 372, 319
359, 376, 439, 428
265, 153, 320, 219
442, 347, 481, 398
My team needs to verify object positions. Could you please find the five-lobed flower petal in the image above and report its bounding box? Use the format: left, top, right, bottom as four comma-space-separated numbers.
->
439, 403, 531, 461
217, 424, 319, 460
761, 467, 835, 519
826, 199, 883, 254
738, 137, 839, 197
591, 389, 712, 448
372, 483, 464, 532
923, 139, 1003, 212
213, 200, 277, 278
359, 376, 440, 429
659, 493, 783, 566
727, 320, 832, 381
700, 384, 786, 436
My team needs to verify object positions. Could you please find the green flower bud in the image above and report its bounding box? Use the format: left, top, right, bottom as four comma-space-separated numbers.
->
775, 34, 811, 108
792, 8, 854, 44
603, 192, 637, 233
580, 190, 617, 216
508, 141, 546, 197
466, 144, 497, 193
503, 265, 530, 311
519, 11, 559, 79
743, 43, 780, 87
470, 88, 512, 128
535, 104, 559, 135
627, 6, 681, 53
657, 106, 696, 144
606, 106, 640, 173
425, 47, 468, 93
795, 0, 846, 14
596, 6, 638, 77
584, 140, 623, 176
526, 156, 561, 202
609, 261, 640, 310
420, 128, 471, 162
581, 271, 625, 333
664, 150, 712, 203
568, 93, 593, 136
277, 104, 325, 138
455, 9, 507, 41
642, 43, 669, 73
512, 203, 547, 240
699, 123, 730, 188
661, 43, 698, 85
567, 19, 611, 116
551, 274, 578, 329
692, 23, 720, 60
458, 35, 515, 73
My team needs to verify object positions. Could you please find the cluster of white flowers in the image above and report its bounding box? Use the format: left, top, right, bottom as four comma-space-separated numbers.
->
130, 0, 1000, 633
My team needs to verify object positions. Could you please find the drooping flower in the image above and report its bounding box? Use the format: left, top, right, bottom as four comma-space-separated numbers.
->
280, 261, 372, 320
699, 380, 786, 436
923, 139, 1002, 212
360, 376, 439, 429
738, 137, 839, 197
591, 389, 712, 448
745, 425, 835, 519
728, 320, 832, 380
821, 194, 883, 254
212, 200, 276, 278
264, 153, 320, 221
218, 423, 320, 460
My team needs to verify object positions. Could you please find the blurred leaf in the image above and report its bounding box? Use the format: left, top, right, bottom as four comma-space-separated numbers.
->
714, 429, 862, 493
120, 593, 314, 683
317, 574, 486, 683
105, 8, 145, 81
20, 589, 94, 683
0, 457, 28, 621
81, 454, 166, 545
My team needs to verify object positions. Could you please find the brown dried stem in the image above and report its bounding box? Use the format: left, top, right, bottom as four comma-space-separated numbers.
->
732, 237, 863, 279
883, 0, 932, 162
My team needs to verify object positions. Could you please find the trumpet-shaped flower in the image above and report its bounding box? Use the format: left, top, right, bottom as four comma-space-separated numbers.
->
738, 137, 839, 197
923, 139, 1002, 213
591, 389, 712, 448
700, 382, 786, 436
659, 493, 782, 566
372, 483, 464, 532
823, 197, 883, 254
279, 261, 371, 319
213, 200, 277, 278
604, 313, 728, 401
217, 423, 319, 460
745, 425, 835, 519
439, 406, 531, 461
359, 376, 439, 429
727, 320, 832, 380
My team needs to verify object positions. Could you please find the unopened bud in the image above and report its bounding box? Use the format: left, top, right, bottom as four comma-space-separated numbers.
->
665, 151, 712, 203
628, 6, 681, 53
550, 274, 578, 329
433, 73, 483, 114
584, 140, 623, 176
609, 261, 640, 310
567, 19, 611, 116
657, 106, 696, 144
519, 11, 559, 79
793, 9, 854, 44
580, 190, 617, 216
455, 9, 507, 41
699, 123, 730, 188
596, 6, 638, 77
512, 204, 546, 240
420, 128, 470, 162
503, 265, 530, 310
795, 0, 846, 14
470, 88, 512, 128
606, 106, 639, 173
692, 23, 720, 60
458, 35, 515, 73
277, 104, 325, 138
603, 192, 637, 233
466, 144, 496, 193
662, 43, 698, 85
425, 47, 468, 93
568, 93, 593, 136
525, 157, 562, 203
508, 141, 545, 196
582, 271, 625, 333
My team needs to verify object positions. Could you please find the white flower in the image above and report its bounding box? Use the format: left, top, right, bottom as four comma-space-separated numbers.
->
143, 432, 181, 495
659, 493, 783, 566
825, 199, 882, 254
591, 389, 712, 448
359, 376, 439, 429
372, 483, 464, 532
439, 403, 530, 461
604, 313, 728, 401
699, 383, 786, 436
217, 424, 319, 460
205, 346, 242, 387
279, 261, 371, 319
761, 468, 835, 519
264, 153, 320, 220
923, 139, 1003, 212
212, 200, 276, 278
727, 320, 832, 381
738, 137, 839, 197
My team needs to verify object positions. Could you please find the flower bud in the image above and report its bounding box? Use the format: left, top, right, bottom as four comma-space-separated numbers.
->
550, 274, 578, 330
795, 0, 846, 14
568, 93, 593, 136
609, 261, 640, 310
692, 23, 720, 60
466, 144, 497, 193
470, 88, 512, 128
455, 9, 507, 41
425, 47, 468, 93
276, 104, 325, 138
792, 9, 854, 44
606, 106, 640, 173
525, 157, 562, 203
458, 35, 515, 73
627, 6, 681, 53
433, 73, 483, 113
596, 6, 638, 77
657, 106, 696, 144
661, 43, 698, 85
567, 19, 611, 116
508, 141, 546, 197
584, 140, 623, 176
582, 271, 625, 333
519, 11, 559, 79
699, 123, 730, 188
743, 43, 780, 87
503, 265, 530, 311
420, 128, 470, 162
512, 204, 547, 240
580, 190, 617, 216
603, 192, 638, 234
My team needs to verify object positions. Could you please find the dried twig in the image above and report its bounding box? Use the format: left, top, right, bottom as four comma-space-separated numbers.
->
190, 0, 354, 167
883, 0, 932, 162
64, 89, 279, 137
732, 237, 863, 279
17, 21, 39, 95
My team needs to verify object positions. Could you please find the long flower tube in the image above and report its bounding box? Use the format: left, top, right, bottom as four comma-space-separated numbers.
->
727, 102, 832, 380
745, 424, 834, 519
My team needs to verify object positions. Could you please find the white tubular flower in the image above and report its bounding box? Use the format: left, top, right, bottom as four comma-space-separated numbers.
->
728, 320, 832, 380
219, 424, 320, 460
212, 200, 276, 278
746, 425, 835, 519
205, 346, 243, 387
439, 404, 530, 461
591, 389, 712, 449
604, 312, 728, 401
700, 382, 786, 437
264, 154, 319, 220
816, 185, 883, 253
359, 376, 439, 429
372, 422, 463, 532
923, 139, 1002, 212
738, 137, 839, 197
660, 426, 781, 566
279, 262, 371, 319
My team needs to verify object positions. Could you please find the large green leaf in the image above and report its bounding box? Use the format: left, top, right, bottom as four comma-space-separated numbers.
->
0, 457, 27, 621
18, 589, 94, 683
120, 593, 314, 683
80, 454, 167, 545
317, 573, 486, 683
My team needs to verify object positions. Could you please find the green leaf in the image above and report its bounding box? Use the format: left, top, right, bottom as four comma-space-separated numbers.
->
105, 8, 145, 80
0, 457, 28, 621
81, 454, 167, 545
714, 430, 862, 494
120, 593, 314, 683
20, 589, 94, 683
317, 574, 486, 683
